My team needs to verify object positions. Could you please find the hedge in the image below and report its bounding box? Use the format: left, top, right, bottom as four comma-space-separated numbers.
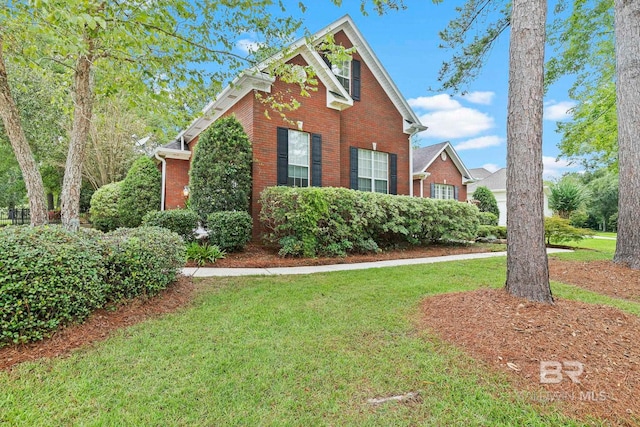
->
118, 156, 161, 228
0, 226, 106, 345
142, 209, 199, 243
103, 226, 186, 300
206, 211, 252, 252
477, 225, 507, 240
260, 187, 480, 257
0, 225, 186, 347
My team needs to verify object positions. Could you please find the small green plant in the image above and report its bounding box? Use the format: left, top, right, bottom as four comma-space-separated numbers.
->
476, 225, 507, 240
477, 211, 498, 226
544, 216, 592, 245
186, 242, 226, 266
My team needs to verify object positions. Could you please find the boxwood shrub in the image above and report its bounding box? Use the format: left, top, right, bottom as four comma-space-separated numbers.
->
477, 225, 507, 240
206, 211, 252, 252
260, 187, 480, 257
0, 226, 106, 346
142, 209, 199, 243
103, 226, 186, 301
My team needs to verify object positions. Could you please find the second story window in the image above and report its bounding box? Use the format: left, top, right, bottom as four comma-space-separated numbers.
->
331, 60, 351, 94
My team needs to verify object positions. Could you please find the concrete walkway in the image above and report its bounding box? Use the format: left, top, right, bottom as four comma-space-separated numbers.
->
183, 248, 573, 278
591, 236, 617, 240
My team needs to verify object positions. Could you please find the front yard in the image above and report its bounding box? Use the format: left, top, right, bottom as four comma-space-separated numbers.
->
1, 237, 637, 426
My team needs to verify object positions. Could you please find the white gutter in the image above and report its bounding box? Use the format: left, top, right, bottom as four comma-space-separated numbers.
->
154, 151, 166, 211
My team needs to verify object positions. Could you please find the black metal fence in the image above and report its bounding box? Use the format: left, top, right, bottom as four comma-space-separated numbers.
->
0, 209, 63, 226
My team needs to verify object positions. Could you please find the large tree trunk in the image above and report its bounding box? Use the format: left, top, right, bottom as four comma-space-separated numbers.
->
61, 43, 94, 232
613, 0, 640, 269
0, 36, 48, 226
504, 0, 553, 303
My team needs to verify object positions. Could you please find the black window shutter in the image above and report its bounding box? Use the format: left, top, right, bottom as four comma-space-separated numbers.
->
389, 153, 397, 195
350, 146, 359, 190
322, 54, 331, 68
351, 59, 361, 101
277, 127, 289, 186
430, 183, 436, 198
454, 186, 459, 201
311, 134, 322, 187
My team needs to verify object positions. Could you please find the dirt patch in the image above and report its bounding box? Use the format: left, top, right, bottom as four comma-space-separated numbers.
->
0, 276, 195, 371
550, 259, 640, 302
420, 288, 640, 425
196, 242, 503, 268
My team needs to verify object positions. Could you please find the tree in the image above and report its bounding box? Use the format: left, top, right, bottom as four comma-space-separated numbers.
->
503, 0, 552, 303
437, 0, 552, 302
472, 186, 500, 219
0, 1, 305, 231
190, 115, 252, 222
118, 156, 161, 228
613, 0, 640, 269
546, 0, 616, 169
585, 172, 618, 232
548, 179, 584, 219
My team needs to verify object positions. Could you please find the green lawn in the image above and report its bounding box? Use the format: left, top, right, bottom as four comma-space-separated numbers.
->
4, 250, 636, 426
549, 235, 616, 262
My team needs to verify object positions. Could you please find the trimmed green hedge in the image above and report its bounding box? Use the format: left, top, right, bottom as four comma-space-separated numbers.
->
0, 226, 106, 345
0, 225, 186, 347
142, 209, 199, 243
103, 227, 186, 300
89, 181, 122, 232
206, 211, 252, 252
260, 187, 479, 257
477, 225, 507, 239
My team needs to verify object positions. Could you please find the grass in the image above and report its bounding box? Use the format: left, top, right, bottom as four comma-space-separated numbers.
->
549, 235, 616, 262
1, 253, 622, 426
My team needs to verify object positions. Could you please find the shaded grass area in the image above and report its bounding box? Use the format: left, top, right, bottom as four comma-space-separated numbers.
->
1, 257, 589, 426
549, 236, 616, 262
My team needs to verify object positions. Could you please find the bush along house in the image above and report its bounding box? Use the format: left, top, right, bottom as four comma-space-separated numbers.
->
153, 15, 427, 233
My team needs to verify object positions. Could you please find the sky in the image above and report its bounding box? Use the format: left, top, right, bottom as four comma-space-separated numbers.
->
233, 0, 581, 180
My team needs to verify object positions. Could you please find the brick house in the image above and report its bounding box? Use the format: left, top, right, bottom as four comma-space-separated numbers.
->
153, 15, 426, 230
412, 141, 473, 201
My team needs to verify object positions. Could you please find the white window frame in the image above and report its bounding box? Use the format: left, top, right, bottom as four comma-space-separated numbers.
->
434, 183, 455, 200
287, 130, 310, 187
358, 149, 388, 194
331, 60, 351, 94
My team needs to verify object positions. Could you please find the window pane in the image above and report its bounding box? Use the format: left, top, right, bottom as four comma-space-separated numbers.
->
288, 130, 309, 167
358, 149, 372, 178
373, 152, 388, 180
374, 180, 388, 194
358, 178, 372, 192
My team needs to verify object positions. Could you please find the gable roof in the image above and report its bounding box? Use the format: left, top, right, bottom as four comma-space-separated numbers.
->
412, 141, 473, 181
468, 167, 493, 181
164, 14, 425, 148
468, 168, 507, 193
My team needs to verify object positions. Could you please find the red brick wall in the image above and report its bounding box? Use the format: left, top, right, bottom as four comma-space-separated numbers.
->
164, 158, 190, 209
422, 154, 468, 201
334, 31, 410, 195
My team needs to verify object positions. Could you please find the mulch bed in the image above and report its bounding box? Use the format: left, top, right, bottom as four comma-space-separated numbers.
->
193, 242, 500, 268
419, 287, 640, 425
550, 259, 640, 302
0, 276, 195, 371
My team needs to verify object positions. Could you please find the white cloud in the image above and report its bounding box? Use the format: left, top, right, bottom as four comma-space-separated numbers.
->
237, 39, 261, 54
543, 156, 580, 179
418, 108, 495, 139
454, 135, 504, 151
459, 91, 495, 105
544, 100, 576, 121
408, 94, 461, 111
482, 163, 500, 173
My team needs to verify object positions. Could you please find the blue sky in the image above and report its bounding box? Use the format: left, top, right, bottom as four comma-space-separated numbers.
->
235, 1, 580, 179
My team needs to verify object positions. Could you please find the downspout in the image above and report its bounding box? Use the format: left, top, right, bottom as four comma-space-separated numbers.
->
180, 135, 185, 151
155, 151, 166, 211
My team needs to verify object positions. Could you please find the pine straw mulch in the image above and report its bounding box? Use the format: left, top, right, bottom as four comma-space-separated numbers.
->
419, 285, 640, 426
194, 242, 502, 268
0, 276, 195, 371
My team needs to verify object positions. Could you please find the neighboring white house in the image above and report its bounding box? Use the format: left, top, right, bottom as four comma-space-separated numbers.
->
467, 168, 552, 226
